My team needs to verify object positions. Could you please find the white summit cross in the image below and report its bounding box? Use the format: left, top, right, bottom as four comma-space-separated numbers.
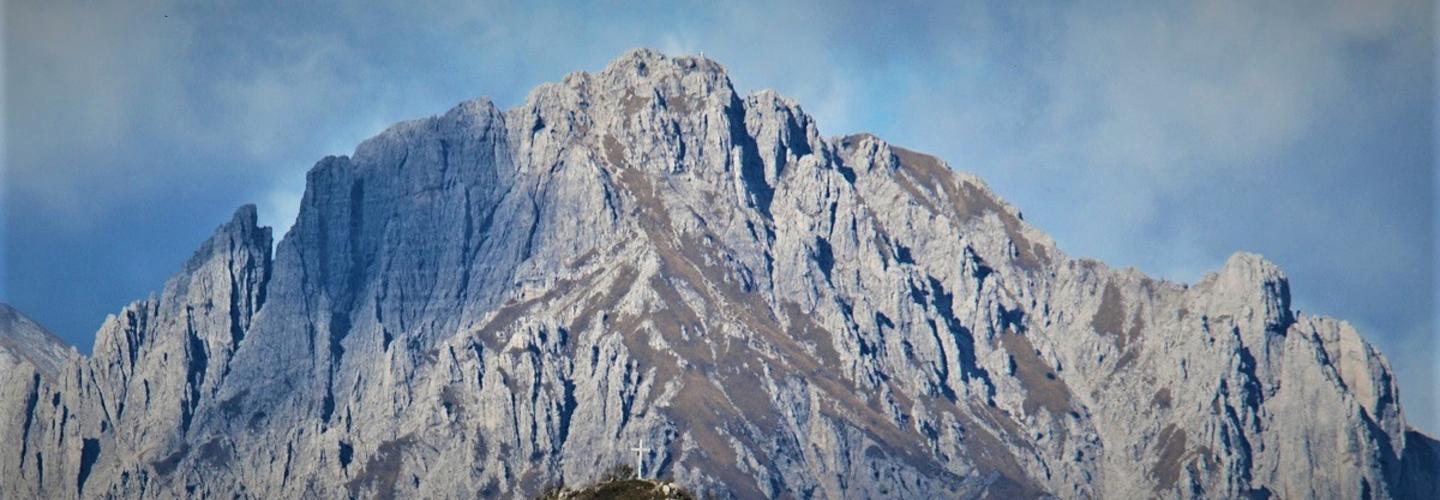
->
630, 443, 650, 478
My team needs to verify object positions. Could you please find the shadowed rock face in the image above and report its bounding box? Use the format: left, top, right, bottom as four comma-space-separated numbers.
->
1, 49, 1434, 499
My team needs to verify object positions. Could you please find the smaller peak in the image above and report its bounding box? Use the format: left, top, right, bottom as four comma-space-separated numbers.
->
613, 47, 666, 63
560, 70, 591, 87
839, 133, 884, 149
215, 204, 269, 241
230, 204, 259, 228
599, 47, 730, 84
0, 302, 74, 378
1219, 251, 1287, 282
746, 89, 804, 110
1199, 251, 1295, 332
1198, 251, 1288, 290
349, 98, 501, 166
607, 47, 681, 68
183, 205, 274, 275
443, 97, 499, 120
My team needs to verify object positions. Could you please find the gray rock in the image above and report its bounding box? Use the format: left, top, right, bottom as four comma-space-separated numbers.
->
2, 48, 1434, 499
0, 303, 75, 382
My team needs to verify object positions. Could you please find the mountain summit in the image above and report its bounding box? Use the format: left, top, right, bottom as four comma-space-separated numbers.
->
2, 49, 1435, 499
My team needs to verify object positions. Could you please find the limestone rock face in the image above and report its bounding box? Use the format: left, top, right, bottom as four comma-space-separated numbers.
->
2, 49, 1435, 499
0, 303, 74, 381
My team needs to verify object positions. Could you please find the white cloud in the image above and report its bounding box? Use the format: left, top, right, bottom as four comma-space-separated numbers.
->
1048, 1, 1364, 178
5, 0, 193, 226
260, 179, 304, 240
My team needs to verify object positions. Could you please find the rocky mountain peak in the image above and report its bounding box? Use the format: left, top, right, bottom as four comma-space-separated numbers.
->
598, 48, 731, 92
180, 204, 272, 273
1193, 251, 1296, 344
0, 49, 1433, 499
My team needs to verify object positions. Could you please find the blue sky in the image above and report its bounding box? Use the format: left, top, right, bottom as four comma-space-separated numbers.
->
2, 0, 1434, 431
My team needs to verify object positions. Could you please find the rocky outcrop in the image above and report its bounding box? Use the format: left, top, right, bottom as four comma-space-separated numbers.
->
0, 303, 74, 381
1, 49, 1434, 499
0, 205, 271, 498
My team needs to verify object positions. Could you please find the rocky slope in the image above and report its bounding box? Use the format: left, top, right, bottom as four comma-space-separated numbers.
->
0, 303, 75, 385
1, 49, 1435, 499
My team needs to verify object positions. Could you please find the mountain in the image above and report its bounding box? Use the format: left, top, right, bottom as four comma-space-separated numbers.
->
0, 303, 74, 381
1, 49, 1435, 499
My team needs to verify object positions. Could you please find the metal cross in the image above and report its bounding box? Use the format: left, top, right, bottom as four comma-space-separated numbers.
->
630, 443, 650, 478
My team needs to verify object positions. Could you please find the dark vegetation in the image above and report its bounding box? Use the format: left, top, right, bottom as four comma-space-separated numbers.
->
537, 464, 697, 500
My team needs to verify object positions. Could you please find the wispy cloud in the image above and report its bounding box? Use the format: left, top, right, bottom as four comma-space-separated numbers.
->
879, 0, 1436, 427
